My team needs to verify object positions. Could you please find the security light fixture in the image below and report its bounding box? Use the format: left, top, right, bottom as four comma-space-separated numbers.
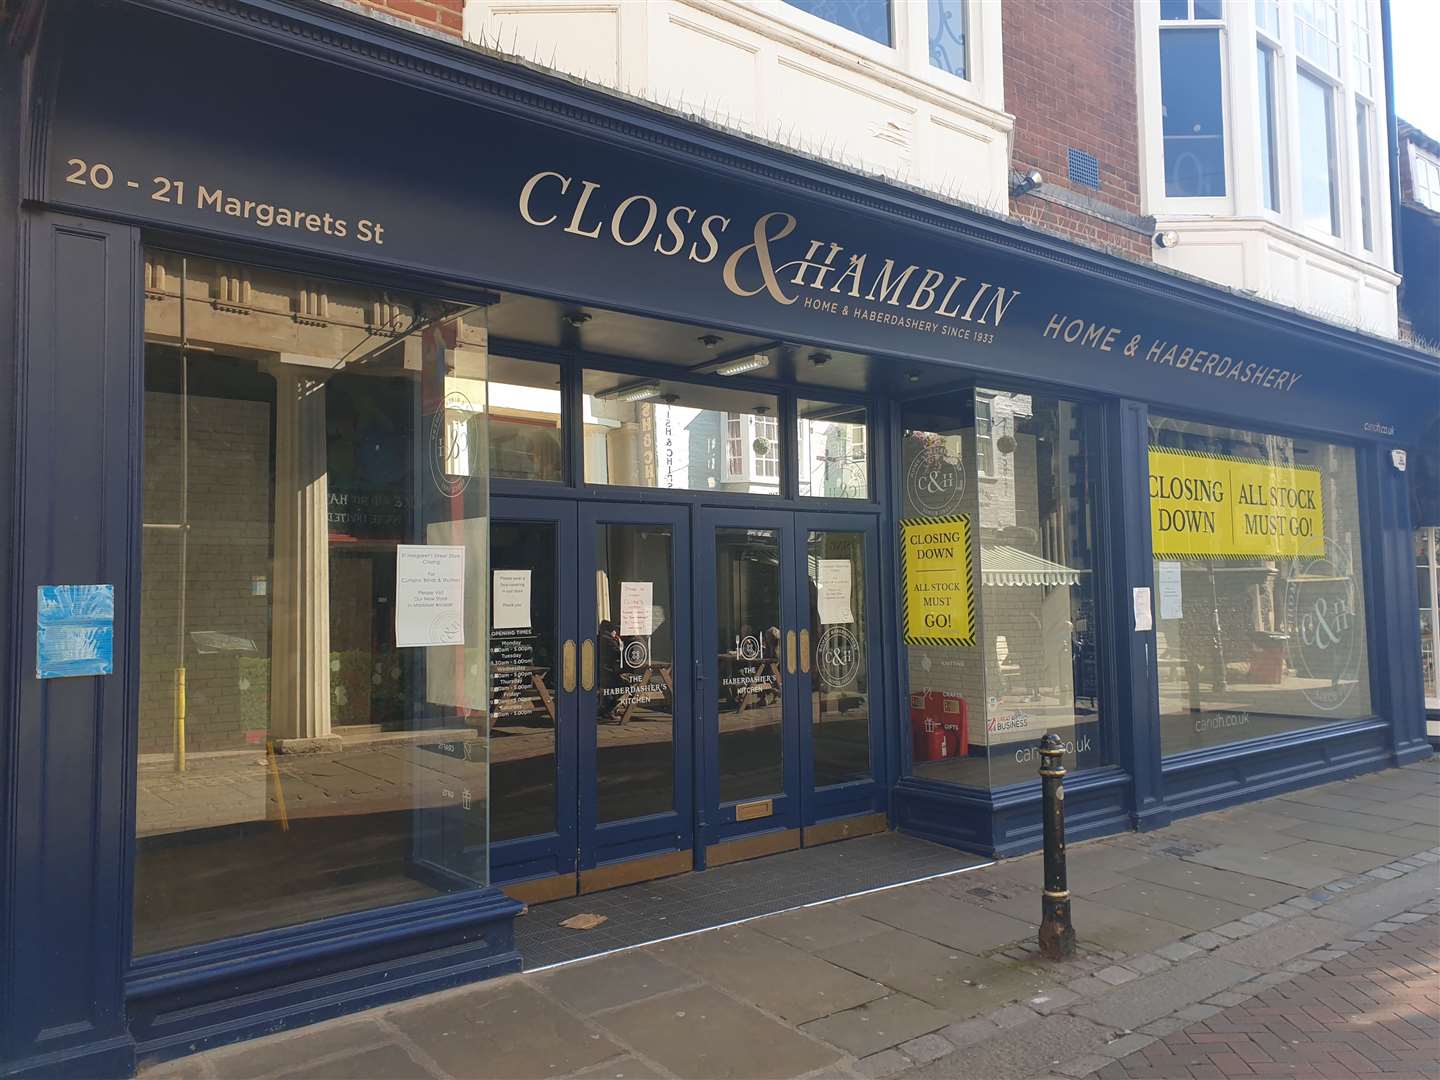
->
809, 351, 832, 366
1011, 169, 1043, 197
711, 353, 771, 377
1154, 230, 1180, 249
595, 380, 663, 404
562, 310, 592, 327
698, 333, 723, 348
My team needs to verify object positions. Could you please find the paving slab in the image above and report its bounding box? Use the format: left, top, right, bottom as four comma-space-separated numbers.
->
1269, 839, 1394, 875
198, 1020, 395, 1079
1120, 858, 1299, 908
1268, 799, 1423, 836
975, 856, 1136, 898
749, 903, 892, 953
847, 886, 1035, 953
1071, 956, 1256, 1030
567, 1055, 669, 1079
653, 925, 885, 1023
1186, 845, 1343, 888
534, 949, 696, 1015
1279, 822, 1436, 858
596, 986, 843, 1079
904, 1013, 1113, 1080
798, 993, 950, 1057
1084, 882, 1252, 931
1066, 897, 1195, 956
1207, 915, 1343, 968
817, 929, 1049, 1015
1311, 868, 1440, 927
387, 983, 623, 1080
273, 1045, 434, 1080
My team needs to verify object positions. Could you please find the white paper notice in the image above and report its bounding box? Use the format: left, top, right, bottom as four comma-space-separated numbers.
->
1133, 587, 1153, 632
619, 581, 654, 636
493, 569, 532, 630
395, 545, 466, 648
817, 560, 854, 624
1156, 561, 1183, 621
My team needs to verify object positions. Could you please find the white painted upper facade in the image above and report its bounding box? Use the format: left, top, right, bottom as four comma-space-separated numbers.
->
463, 1, 1013, 212
1135, 0, 1399, 336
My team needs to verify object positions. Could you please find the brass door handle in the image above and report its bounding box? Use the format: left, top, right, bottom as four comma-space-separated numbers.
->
785, 629, 797, 675
799, 628, 811, 674
562, 639, 577, 693
580, 638, 596, 691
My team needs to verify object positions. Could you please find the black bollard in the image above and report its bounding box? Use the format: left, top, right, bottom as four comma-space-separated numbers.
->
1037, 733, 1076, 960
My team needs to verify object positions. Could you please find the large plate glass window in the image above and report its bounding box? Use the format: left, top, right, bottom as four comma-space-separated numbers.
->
134, 252, 490, 955
582, 371, 780, 495
900, 389, 1108, 789
1149, 415, 1373, 755
1418, 529, 1439, 709
489, 355, 563, 482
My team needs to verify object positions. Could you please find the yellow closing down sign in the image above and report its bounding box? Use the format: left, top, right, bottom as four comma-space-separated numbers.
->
1149, 447, 1325, 559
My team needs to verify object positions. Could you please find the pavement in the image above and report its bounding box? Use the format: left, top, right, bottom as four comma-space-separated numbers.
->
139, 758, 1440, 1080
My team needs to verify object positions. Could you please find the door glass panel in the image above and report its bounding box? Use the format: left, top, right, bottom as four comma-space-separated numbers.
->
490, 521, 558, 841
715, 528, 785, 802
806, 531, 871, 786
595, 525, 676, 822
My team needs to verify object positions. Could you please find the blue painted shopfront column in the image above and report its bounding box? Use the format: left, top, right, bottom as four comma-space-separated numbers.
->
1362, 445, 1431, 764
1, 212, 141, 1078
1105, 399, 1168, 832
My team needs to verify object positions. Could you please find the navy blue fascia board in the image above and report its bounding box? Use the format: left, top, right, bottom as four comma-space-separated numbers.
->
104, 0, 1434, 385
30, 0, 1440, 447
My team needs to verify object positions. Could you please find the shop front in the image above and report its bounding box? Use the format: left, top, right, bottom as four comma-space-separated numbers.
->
2, 1, 1435, 1076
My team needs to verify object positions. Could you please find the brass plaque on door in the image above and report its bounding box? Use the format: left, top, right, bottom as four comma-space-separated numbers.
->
734, 798, 774, 821
562, 639, 576, 693
580, 638, 596, 691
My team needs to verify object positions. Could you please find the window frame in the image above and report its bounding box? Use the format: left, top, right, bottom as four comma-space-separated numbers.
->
1256, 34, 1284, 215
1408, 144, 1440, 214
1294, 61, 1343, 242
1419, 527, 1440, 710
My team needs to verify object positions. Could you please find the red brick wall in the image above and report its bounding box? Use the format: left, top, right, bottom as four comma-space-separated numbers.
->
1003, 0, 1150, 261
357, 0, 462, 37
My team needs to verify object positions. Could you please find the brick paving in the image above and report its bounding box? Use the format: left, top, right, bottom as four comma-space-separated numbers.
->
1096, 917, 1440, 1080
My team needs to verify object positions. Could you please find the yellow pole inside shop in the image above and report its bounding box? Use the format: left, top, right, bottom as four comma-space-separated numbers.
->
174, 666, 187, 773
266, 739, 290, 832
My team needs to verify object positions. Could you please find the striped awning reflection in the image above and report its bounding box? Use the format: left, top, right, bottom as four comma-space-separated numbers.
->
981, 545, 1085, 587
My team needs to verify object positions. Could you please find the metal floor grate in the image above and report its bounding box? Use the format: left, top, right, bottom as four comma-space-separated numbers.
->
514, 832, 990, 970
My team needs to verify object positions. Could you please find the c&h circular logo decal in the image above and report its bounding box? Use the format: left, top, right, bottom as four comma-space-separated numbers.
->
815, 626, 862, 689
429, 391, 480, 499
738, 634, 762, 662
623, 640, 649, 669
906, 436, 965, 515
1284, 539, 1362, 712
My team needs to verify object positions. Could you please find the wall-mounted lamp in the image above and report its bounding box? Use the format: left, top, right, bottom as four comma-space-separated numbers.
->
1154, 230, 1180, 249
1010, 169, 1043, 197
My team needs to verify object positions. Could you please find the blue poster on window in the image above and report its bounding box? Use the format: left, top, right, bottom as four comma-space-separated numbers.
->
37, 585, 115, 678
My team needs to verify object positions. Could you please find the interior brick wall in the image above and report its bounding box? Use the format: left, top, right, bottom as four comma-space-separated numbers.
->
1003, 0, 1151, 261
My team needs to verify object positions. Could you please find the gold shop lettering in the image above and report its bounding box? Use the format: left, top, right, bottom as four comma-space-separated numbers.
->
518, 170, 1021, 326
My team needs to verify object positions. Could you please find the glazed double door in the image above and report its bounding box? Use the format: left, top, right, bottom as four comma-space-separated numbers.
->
489, 498, 884, 900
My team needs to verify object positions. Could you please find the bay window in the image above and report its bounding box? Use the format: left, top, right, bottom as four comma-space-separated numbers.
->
1298, 69, 1341, 237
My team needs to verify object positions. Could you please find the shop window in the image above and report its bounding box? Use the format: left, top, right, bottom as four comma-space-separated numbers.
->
1298, 70, 1341, 237
797, 400, 869, 499
1149, 416, 1374, 756
784, 0, 892, 46
134, 252, 490, 956
1159, 27, 1227, 198
582, 371, 780, 494
1418, 529, 1439, 708
900, 389, 1107, 790
489, 355, 563, 481
927, 0, 967, 79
